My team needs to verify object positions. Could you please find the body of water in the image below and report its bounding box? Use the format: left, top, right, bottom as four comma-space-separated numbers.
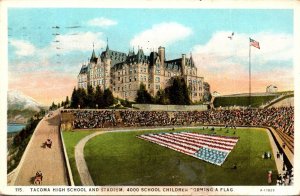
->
7, 124, 26, 133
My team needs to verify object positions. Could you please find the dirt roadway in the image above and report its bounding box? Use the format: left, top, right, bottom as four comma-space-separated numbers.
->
11, 110, 68, 186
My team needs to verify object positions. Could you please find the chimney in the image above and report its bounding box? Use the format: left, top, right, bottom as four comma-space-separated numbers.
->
182, 54, 186, 67
158, 46, 165, 66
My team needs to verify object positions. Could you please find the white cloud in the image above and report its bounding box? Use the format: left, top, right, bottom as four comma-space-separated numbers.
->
191, 31, 294, 94
192, 31, 293, 71
10, 39, 36, 56
88, 17, 117, 27
48, 32, 106, 54
130, 22, 192, 53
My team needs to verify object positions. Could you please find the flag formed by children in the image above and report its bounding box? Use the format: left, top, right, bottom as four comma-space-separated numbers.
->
138, 132, 239, 166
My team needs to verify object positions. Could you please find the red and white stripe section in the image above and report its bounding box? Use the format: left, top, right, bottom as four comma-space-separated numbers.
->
137, 132, 239, 164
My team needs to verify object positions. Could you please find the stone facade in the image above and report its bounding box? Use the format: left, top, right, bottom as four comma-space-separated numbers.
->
78, 44, 205, 102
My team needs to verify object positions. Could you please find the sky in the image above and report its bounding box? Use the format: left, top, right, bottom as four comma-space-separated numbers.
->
8, 8, 294, 105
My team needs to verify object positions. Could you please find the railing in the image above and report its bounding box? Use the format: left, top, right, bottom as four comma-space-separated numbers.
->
59, 109, 75, 186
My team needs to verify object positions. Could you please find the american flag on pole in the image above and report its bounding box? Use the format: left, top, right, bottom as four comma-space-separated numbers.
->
249, 38, 260, 49
137, 132, 239, 166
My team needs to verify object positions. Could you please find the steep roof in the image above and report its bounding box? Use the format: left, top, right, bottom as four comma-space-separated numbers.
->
101, 49, 127, 67
88, 46, 194, 72
90, 49, 98, 63
79, 65, 88, 74
112, 48, 150, 70
165, 58, 182, 71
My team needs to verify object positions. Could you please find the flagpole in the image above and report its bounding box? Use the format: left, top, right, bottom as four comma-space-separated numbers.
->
249, 40, 251, 108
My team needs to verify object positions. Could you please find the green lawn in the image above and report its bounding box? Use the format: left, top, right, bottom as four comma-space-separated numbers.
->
83, 128, 277, 186
214, 95, 277, 107
62, 130, 95, 185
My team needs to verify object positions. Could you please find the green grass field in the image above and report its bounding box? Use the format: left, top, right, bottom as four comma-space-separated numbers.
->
62, 130, 96, 185
213, 95, 277, 108
74, 127, 278, 186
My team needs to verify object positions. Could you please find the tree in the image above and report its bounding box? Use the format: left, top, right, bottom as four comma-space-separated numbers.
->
86, 85, 95, 108
95, 85, 104, 108
77, 88, 87, 108
65, 96, 70, 107
49, 102, 57, 110
103, 88, 114, 107
181, 78, 191, 105
166, 77, 190, 105
70, 87, 79, 108
135, 83, 153, 104
155, 89, 168, 105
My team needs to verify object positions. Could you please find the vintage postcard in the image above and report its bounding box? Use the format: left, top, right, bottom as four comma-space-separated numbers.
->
0, 0, 299, 195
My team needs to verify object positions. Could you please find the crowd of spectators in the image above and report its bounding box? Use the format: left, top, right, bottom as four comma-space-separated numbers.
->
62, 106, 294, 136
64, 110, 117, 129
276, 167, 294, 186
119, 111, 172, 127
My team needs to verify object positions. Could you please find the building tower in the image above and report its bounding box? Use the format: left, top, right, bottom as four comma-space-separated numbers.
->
181, 54, 186, 75
158, 46, 165, 66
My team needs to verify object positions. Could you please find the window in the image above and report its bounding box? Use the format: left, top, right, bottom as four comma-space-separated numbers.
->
129, 84, 131, 89
156, 85, 160, 90
129, 77, 132, 82
134, 76, 137, 81
155, 77, 160, 82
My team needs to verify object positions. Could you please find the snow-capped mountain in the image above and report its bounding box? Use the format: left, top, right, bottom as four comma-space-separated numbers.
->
8, 90, 43, 111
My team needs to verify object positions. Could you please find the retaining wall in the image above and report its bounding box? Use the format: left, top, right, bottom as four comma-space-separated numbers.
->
132, 104, 208, 111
